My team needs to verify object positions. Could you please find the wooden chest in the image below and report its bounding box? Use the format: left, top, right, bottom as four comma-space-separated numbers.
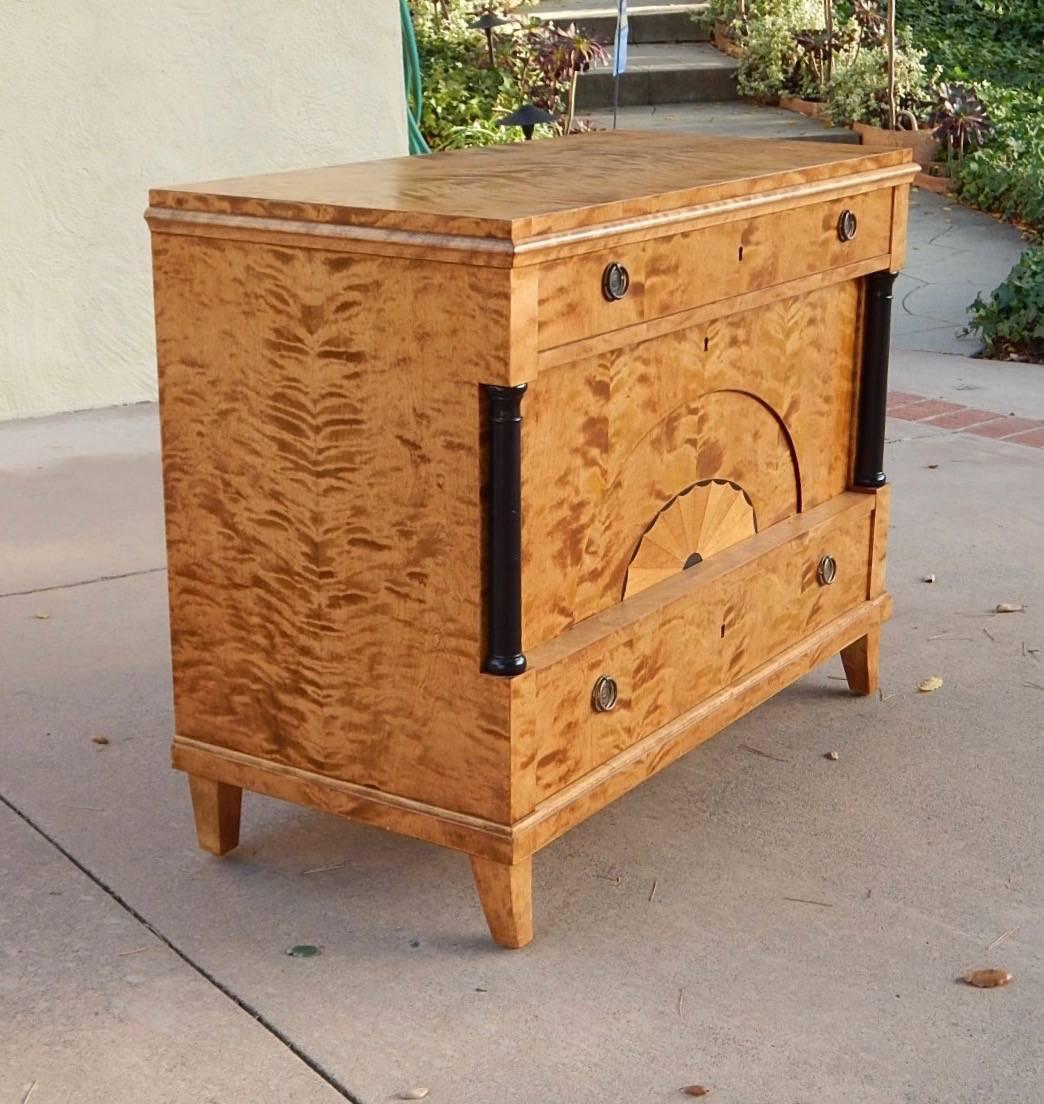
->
147, 133, 915, 947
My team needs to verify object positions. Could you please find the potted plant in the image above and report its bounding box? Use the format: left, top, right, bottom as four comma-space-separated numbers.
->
704, 0, 747, 59
779, 10, 854, 117
822, 0, 939, 166
923, 82, 992, 191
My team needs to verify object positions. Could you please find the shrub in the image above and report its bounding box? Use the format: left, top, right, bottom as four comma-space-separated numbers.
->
899, 0, 1044, 90
411, 2, 608, 150
732, 0, 827, 100
822, 27, 936, 127
967, 248, 1044, 360
955, 83, 1044, 235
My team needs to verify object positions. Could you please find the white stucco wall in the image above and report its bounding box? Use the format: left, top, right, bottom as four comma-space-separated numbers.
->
0, 2, 407, 421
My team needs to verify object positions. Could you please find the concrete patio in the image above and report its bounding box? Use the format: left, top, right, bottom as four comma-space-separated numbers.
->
2, 167, 1041, 1104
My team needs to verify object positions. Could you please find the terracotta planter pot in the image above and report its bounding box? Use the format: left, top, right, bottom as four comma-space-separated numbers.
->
779, 95, 827, 120
913, 170, 953, 194
852, 122, 939, 172
713, 21, 745, 60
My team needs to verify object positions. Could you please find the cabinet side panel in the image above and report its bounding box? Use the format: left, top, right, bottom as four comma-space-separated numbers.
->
151, 233, 513, 820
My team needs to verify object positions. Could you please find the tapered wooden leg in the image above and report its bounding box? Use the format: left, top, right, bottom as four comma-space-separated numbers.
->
470, 855, 533, 949
188, 775, 242, 855
840, 625, 880, 696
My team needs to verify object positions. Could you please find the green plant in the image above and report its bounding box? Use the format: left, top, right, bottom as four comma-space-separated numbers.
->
734, 0, 827, 100
822, 26, 935, 126
791, 23, 855, 97
930, 83, 991, 168
955, 83, 1044, 235
518, 19, 608, 133
899, 0, 1044, 89
410, 1, 608, 150
966, 248, 1044, 360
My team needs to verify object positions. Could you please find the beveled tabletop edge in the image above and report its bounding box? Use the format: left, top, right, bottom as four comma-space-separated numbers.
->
148, 133, 916, 252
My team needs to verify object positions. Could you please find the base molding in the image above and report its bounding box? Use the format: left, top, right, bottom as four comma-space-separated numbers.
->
173, 592, 890, 864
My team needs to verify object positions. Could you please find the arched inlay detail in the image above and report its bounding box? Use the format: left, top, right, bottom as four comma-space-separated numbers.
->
623, 478, 757, 599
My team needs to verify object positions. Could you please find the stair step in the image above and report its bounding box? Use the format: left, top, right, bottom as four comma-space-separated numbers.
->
582, 100, 861, 145
532, 2, 710, 44
575, 42, 738, 110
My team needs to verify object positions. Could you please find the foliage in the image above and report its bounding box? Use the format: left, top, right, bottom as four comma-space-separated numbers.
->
410, 1, 607, 150
967, 248, 1044, 360
416, 24, 518, 149
731, 0, 827, 100
821, 27, 936, 127
929, 83, 992, 167
898, 0, 1044, 89
954, 84, 1044, 236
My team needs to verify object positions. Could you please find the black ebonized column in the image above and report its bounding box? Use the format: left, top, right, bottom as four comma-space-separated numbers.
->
853, 271, 897, 489
485, 383, 527, 676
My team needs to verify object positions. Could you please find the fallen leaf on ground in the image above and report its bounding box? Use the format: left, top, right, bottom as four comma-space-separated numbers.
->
33, 613, 51, 620
91, 734, 110, 746
918, 676, 943, 693
824, 751, 839, 761
995, 603, 1025, 614
963, 968, 1012, 988
925, 463, 939, 469
682, 1087, 711, 1097
923, 574, 936, 583
286, 944, 321, 958
398, 1089, 430, 1100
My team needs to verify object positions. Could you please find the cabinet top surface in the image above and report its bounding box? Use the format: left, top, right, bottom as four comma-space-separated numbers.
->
149, 132, 913, 243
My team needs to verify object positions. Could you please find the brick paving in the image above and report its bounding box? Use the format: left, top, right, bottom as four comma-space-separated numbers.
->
888, 391, 1044, 447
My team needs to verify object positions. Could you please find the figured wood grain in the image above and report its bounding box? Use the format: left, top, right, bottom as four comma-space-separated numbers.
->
890, 185, 911, 271
174, 739, 515, 861
152, 232, 520, 821
537, 187, 893, 350
868, 485, 890, 598
526, 492, 874, 800
149, 132, 914, 245
512, 594, 892, 858
150, 134, 905, 946
470, 856, 534, 948
522, 281, 859, 647
537, 253, 889, 370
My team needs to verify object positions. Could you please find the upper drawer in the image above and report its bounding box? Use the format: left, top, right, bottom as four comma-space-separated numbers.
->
537, 187, 894, 351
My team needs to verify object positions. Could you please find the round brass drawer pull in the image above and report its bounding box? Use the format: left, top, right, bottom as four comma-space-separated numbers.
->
602, 262, 630, 302
837, 209, 858, 242
591, 674, 619, 712
817, 554, 838, 586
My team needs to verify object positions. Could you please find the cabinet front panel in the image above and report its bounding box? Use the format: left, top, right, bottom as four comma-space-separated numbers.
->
527, 494, 875, 800
538, 187, 892, 350
522, 279, 860, 650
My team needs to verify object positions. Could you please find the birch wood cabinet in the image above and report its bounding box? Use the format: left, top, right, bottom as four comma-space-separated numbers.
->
147, 133, 915, 947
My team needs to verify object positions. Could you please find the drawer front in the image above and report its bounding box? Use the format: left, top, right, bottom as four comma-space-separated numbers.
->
529, 494, 875, 800
537, 187, 894, 350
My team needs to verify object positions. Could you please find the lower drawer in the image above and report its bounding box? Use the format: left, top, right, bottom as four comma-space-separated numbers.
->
527, 492, 877, 799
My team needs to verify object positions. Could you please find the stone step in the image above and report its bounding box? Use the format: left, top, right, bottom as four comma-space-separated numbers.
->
574, 42, 738, 110
531, 1, 710, 44
583, 100, 862, 146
